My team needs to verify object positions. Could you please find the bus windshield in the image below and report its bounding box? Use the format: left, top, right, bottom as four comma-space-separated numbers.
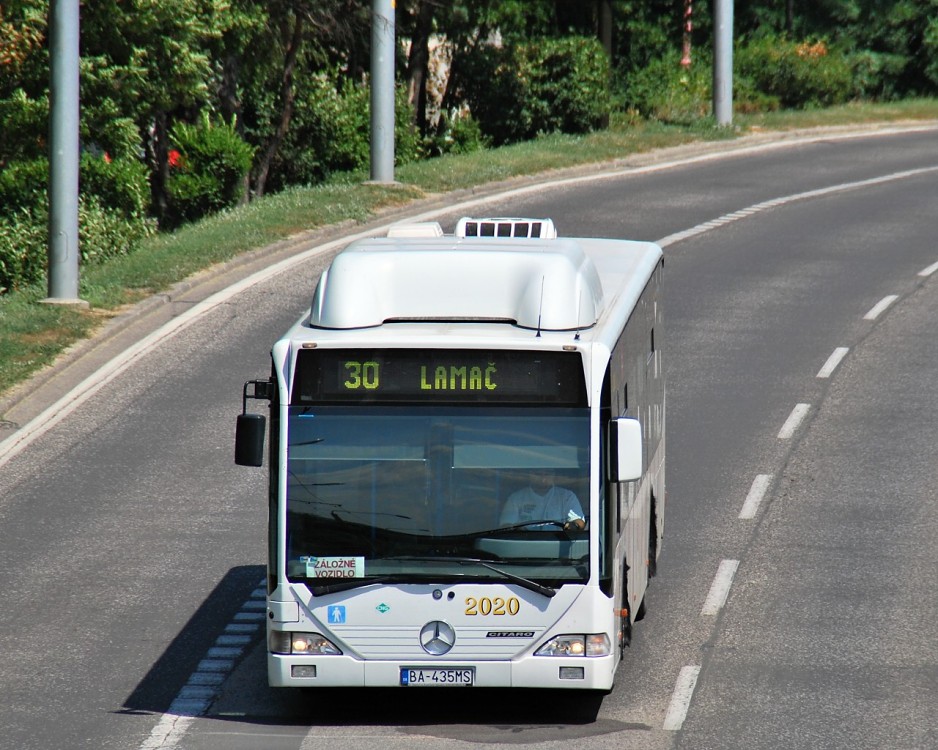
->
286, 405, 590, 588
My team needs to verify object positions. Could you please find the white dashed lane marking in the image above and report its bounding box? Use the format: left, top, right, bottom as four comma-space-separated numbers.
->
663, 666, 702, 731
739, 474, 773, 520
701, 560, 740, 616
777, 403, 811, 440
863, 295, 899, 320
817, 347, 849, 379
918, 260, 938, 277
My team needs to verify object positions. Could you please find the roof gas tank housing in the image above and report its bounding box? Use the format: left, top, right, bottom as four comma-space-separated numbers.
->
308, 219, 605, 331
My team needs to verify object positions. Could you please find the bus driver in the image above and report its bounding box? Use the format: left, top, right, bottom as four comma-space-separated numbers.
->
499, 470, 587, 531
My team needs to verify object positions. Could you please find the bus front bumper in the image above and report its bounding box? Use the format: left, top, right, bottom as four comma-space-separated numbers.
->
268, 653, 616, 691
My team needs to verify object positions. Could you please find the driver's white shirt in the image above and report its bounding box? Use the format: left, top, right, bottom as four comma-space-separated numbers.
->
499, 486, 584, 526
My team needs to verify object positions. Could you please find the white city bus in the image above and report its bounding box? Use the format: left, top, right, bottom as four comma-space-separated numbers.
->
235, 217, 665, 692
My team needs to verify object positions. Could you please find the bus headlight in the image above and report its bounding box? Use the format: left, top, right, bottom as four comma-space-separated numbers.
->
535, 633, 611, 657
269, 631, 342, 655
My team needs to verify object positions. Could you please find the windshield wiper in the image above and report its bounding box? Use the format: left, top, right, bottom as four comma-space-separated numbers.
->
466, 520, 567, 538
474, 559, 556, 598
378, 555, 556, 598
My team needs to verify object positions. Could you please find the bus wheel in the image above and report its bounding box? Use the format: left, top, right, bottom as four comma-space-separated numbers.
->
648, 500, 658, 578
619, 606, 632, 653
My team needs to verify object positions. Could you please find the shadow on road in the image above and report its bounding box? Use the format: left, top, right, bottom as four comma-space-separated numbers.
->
118, 565, 652, 741
206, 639, 653, 741
119, 564, 266, 715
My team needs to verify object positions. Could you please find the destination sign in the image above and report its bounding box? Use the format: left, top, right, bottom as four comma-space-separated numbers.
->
292, 348, 586, 405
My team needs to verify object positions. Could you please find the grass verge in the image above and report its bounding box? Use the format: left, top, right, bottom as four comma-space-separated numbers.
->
2, 100, 938, 406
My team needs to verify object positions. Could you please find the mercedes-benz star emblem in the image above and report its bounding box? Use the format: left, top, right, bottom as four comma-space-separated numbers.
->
419, 620, 456, 655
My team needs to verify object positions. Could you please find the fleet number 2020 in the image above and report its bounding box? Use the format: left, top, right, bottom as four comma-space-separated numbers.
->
465, 596, 520, 616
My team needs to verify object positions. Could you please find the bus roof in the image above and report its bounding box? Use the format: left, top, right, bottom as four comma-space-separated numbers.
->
306, 219, 661, 336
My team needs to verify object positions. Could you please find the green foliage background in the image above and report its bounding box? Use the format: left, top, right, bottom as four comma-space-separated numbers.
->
1, 0, 938, 294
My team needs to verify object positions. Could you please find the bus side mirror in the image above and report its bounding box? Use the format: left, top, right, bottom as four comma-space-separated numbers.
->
610, 417, 642, 482
235, 413, 266, 466
235, 378, 273, 467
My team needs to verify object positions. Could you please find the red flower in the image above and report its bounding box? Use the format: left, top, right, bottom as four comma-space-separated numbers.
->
168, 149, 182, 168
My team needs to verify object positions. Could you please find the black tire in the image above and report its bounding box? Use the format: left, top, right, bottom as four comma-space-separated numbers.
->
620, 606, 632, 653
634, 595, 647, 621
648, 499, 658, 578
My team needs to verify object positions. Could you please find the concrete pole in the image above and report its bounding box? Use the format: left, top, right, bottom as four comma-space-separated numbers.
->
46, 0, 84, 305
370, 0, 395, 183
712, 0, 734, 126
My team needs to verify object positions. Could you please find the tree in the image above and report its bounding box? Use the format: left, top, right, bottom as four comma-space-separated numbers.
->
402, 0, 436, 133
213, 0, 369, 198
0, 0, 49, 166
80, 0, 233, 221
0, 0, 46, 87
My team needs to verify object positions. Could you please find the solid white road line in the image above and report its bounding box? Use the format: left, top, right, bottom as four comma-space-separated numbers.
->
863, 294, 899, 320
656, 164, 938, 248
817, 347, 849, 378
663, 666, 702, 731
778, 403, 810, 440
739, 474, 772, 520
701, 560, 740, 616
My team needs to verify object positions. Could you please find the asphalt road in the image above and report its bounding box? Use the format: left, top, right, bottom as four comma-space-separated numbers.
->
0, 125, 936, 750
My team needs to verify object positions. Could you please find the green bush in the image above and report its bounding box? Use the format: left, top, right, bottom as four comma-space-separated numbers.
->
166, 114, 254, 226
0, 89, 49, 163
459, 36, 612, 146
454, 44, 524, 146
736, 35, 855, 108
0, 155, 152, 220
848, 50, 909, 101
521, 37, 612, 136
925, 17, 938, 92
0, 154, 155, 293
425, 111, 487, 158
0, 158, 48, 217
78, 196, 154, 266
0, 209, 48, 293
81, 155, 157, 267
288, 75, 370, 183
79, 154, 151, 220
625, 37, 857, 122
393, 85, 425, 167
268, 75, 422, 190
623, 53, 712, 124
0, 197, 153, 294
